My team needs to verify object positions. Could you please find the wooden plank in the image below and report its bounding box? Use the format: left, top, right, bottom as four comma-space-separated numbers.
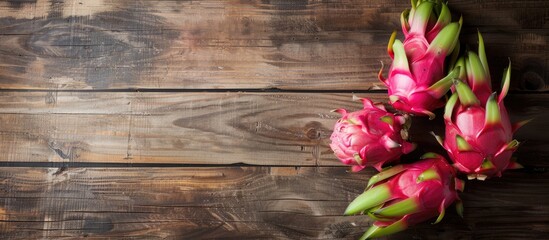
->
0, 92, 384, 165
0, 167, 547, 239
0, 167, 373, 239
0, 0, 547, 91
0, 92, 546, 167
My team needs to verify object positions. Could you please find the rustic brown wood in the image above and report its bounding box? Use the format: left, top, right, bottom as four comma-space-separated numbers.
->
0, 92, 384, 165
0, 0, 546, 90
0, 1, 548, 239
0, 167, 547, 240
0, 92, 545, 167
0, 167, 373, 239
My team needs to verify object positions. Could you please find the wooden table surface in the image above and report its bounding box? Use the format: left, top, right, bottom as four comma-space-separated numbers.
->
0, 1, 548, 239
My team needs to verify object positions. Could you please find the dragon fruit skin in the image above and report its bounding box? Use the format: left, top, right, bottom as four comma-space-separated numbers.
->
344, 153, 464, 239
380, 0, 462, 119
329, 98, 416, 172
441, 81, 524, 180
434, 32, 529, 180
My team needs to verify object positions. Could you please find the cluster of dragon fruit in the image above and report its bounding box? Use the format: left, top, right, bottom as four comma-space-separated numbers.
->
329, 1, 529, 239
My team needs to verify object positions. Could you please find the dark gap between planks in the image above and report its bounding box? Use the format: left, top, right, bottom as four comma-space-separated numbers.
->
0, 162, 331, 168
0, 88, 387, 94
0, 88, 546, 94
0, 162, 545, 174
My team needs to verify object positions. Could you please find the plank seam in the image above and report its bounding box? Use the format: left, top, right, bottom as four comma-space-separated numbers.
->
0, 89, 546, 94
0, 88, 389, 93
0, 162, 348, 168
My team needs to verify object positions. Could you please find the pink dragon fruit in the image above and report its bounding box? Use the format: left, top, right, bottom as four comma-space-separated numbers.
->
344, 153, 464, 239
433, 32, 529, 179
330, 98, 416, 172
379, 0, 462, 119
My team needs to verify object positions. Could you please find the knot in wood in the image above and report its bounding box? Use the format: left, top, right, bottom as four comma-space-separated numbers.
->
305, 121, 323, 140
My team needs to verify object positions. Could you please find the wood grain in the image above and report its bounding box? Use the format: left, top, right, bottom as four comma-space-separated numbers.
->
0, 92, 384, 165
0, 1, 548, 239
0, 0, 546, 90
0, 167, 547, 239
0, 92, 546, 168
0, 167, 373, 239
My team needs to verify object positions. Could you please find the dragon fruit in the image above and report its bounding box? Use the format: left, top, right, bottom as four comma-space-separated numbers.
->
379, 0, 462, 119
451, 32, 494, 105
433, 32, 529, 180
345, 153, 464, 239
330, 97, 416, 172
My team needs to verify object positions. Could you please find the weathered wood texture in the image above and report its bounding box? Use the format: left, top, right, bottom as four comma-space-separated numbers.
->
0, 92, 545, 168
0, 167, 547, 240
0, 0, 547, 90
1, 0, 548, 239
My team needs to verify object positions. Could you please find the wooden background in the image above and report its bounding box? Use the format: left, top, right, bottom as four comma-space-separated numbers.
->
0, 0, 548, 239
